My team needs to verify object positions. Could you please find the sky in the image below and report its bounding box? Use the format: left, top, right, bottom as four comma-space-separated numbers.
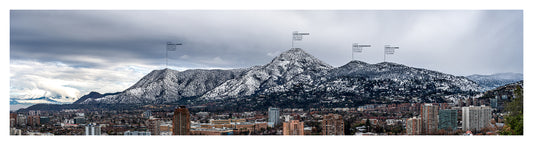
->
9, 10, 523, 103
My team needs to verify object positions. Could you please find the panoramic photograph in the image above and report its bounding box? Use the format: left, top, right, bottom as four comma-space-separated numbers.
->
9, 10, 523, 136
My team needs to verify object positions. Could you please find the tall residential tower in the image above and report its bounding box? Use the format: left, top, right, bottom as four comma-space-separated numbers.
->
322, 114, 344, 135
173, 106, 190, 135
268, 107, 280, 127
420, 103, 439, 134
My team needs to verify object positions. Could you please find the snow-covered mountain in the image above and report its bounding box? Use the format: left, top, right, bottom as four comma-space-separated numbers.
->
75, 48, 482, 105
73, 92, 120, 104
77, 68, 247, 104
201, 48, 332, 100
11, 95, 76, 105
10, 97, 60, 105
467, 72, 523, 92
324, 60, 480, 93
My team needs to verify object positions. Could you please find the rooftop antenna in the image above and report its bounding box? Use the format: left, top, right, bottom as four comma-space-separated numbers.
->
352, 43, 371, 61
292, 31, 310, 48
166, 42, 182, 68
384, 45, 399, 62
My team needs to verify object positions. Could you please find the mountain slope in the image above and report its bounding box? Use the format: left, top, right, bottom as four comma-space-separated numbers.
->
11, 97, 60, 105
74, 48, 482, 106
311, 60, 481, 103
73, 92, 120, 104
325, 60, 480, 92
78, 68, 248, 104
11, 94, 78, 105
467, 73, 523, 91
200, 48, 332, 100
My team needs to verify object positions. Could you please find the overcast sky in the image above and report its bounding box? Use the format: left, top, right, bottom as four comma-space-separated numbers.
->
10, 10, 523, 101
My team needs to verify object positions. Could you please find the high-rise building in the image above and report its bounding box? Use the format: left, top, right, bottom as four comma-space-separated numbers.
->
16, 114, 26, 126
420, 103, 439, 135
147, 118, 161, 135
85, 123, 101, 135
10, 113, 17, 126
490, 98, 498, 109
322, 114, 344, 135
406, 117, 422, 135
28, 110, 41, 116
462, 105, 492, 132
173, 106, 190, 135
27, 115, 40, 126
438, 109, 458, 131
268, 107, 280, 127
283, 120, 304, 135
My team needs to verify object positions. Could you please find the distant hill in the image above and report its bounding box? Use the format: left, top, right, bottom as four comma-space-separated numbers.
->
467, 73, 523, 92
477, 80, 523, 111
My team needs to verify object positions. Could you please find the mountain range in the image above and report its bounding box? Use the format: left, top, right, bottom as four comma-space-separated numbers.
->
69, 48, 495, 109
467, 73, 523, 92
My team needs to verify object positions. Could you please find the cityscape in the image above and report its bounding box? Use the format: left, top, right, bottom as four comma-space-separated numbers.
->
9, 10, 523, 136
9, 86, 524, 135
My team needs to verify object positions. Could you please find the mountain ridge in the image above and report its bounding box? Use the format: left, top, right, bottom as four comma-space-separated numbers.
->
467, 72, 523, 91
200, 48, 332, 100
74, 48, 482, 107
79, 68, 248, 104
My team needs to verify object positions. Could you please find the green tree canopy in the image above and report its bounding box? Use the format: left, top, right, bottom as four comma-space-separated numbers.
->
500, 85, 523, 135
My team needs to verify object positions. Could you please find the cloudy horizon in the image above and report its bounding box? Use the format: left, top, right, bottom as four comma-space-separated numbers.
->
10, 10, 523, 104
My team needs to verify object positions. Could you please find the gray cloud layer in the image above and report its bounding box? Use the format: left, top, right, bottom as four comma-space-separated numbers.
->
11, 10, 523, 75
10, 10, 523, 101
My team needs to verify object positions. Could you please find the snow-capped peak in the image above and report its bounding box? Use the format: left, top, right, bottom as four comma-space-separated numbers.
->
200, 48, 332, 100
78, 68, 247, 104
268, 48, 332, 68
76, 47, 484, 105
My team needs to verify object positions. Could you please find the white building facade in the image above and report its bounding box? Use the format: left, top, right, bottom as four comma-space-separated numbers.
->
462, 105, 492, 132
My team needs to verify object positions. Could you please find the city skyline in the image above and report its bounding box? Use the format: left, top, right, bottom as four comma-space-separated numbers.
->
3, 0, 529, 144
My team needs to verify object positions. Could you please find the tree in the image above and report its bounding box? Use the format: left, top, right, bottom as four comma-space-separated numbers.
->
499, 85, 523, 135
365, 119, 371, 132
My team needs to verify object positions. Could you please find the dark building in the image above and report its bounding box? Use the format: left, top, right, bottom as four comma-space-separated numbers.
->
39, 116, 50, 124
173, 106, 190, 135
490, 98, 498, 109
10, 113, 17, 127
438, 109, 458, 132
74, 117, 86, 124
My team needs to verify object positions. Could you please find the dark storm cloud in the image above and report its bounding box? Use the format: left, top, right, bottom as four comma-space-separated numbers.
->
9, 10, 523, 102
10, 10, 523, 74
10, 10, 293, 69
